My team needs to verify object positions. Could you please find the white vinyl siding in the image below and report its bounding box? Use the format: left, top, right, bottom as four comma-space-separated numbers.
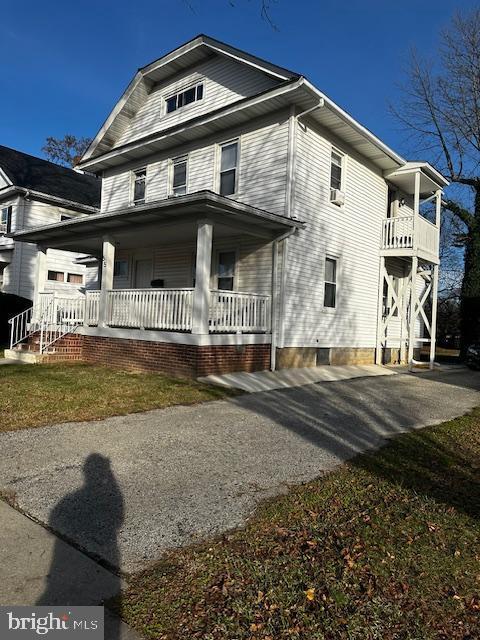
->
280, 119, 388, 349
101, 111, 290, 217
116, 56, 279, 146
1, 199, 95, 300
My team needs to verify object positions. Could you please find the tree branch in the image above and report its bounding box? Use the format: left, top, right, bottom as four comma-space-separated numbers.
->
443, 198, 474, 229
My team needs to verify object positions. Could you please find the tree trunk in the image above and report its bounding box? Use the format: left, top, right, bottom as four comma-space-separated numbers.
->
460, 186, 480, 356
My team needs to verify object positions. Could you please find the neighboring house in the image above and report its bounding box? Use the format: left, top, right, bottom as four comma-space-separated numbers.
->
6, 35, 448, 377
0, 145, 101, 301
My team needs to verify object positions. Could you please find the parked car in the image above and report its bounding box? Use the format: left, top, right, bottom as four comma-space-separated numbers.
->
466, 343, 480, 370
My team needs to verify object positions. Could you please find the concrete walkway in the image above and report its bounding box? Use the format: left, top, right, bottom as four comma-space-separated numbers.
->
199, 363, 398, 392
0, 368, 479, 577
0, 501, 140, 638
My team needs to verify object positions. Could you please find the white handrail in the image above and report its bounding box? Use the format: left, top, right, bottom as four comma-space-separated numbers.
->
381, 214, 439, 256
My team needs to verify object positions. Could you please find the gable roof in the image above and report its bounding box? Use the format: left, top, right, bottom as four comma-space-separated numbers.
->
0, 145, 101, 208
80, 34, 298, 165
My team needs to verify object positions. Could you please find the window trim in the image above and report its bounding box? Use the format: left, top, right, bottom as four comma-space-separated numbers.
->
214, 248, 238, 291
217, 138, 240, 197
169, 154, 189, 197
329, 146, 346, 207
66, 273, 84, 285
47, 270, 65, 283
164, 81, 205, 116
0, 206, 12, 235
323, 255, 339, 310
131, 167, 147, 206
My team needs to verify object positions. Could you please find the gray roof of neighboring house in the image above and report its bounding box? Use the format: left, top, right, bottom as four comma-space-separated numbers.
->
0, 145, 101, 208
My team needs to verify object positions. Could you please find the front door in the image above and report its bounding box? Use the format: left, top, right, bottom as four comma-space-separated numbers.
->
134, 259, 153, 288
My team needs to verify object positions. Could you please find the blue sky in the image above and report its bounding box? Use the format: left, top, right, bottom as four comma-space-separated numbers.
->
0, 0, 476, 160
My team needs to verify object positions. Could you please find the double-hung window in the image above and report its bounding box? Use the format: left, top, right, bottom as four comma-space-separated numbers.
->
166, 83, 204, 114
0, 206, 12, 234
219, 140, 238, 196
324, 257, 337, 308
330, 149, 344, 204
171, 156, 187, 196
132, 168, 146, 205
217, 251, 236, 291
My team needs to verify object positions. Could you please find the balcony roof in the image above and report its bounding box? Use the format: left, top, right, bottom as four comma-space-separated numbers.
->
9, 191, 304, 254
385, 162, 449, 194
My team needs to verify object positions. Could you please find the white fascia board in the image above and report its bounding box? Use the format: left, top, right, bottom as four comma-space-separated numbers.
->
78, 78, 304, 171
0, 167, 12, 187
0, 185, 98, 214
80, 69, 144, 163
302, 79, 406, 169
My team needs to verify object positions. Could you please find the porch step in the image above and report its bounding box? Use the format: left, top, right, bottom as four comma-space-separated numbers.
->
3, 349, 44, 364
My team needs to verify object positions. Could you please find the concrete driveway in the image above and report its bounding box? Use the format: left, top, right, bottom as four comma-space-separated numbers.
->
0, 368, 479, 574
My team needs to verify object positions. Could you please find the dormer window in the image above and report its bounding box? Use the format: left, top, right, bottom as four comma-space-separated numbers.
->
165, 83, 204, 114
132, 168, 146, 205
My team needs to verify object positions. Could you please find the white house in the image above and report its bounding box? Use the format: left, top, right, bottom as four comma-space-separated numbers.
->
0, 145, 101, 300
6, 36, 448, 376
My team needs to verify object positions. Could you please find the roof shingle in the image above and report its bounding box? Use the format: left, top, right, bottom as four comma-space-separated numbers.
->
0, 145, 101, 208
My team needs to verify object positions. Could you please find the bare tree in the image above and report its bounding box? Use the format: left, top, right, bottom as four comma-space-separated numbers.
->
394, 9, 480, 353
182, 0, 278, 28
42, 135, 92, 168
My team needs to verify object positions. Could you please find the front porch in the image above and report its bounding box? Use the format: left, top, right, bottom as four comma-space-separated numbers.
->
8, 192, 302, 375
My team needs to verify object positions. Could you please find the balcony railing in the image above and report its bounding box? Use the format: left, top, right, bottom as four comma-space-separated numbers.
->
381, 214, 439, 257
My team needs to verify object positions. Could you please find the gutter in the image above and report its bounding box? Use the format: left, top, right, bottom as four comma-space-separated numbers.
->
0, 185, 99, 215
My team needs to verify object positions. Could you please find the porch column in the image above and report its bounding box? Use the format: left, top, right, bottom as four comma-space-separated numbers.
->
375, 256, 385, 365
33, 245, 47, 309
413, 170, 421, 250
98, 236, 115, 328
192, 220, 213, 334
407, 256, 418, 365
429, 264, 439, 369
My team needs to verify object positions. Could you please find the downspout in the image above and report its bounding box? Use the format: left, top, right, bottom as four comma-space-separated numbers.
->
274, 99, 324, 367
271, 226, 297, 371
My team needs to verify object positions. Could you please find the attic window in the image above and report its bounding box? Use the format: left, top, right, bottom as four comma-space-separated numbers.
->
165, 83, 204, 114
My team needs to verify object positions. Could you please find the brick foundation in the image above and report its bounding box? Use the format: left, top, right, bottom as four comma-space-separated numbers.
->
80, 335, 271, 378
276, 346, 376, 368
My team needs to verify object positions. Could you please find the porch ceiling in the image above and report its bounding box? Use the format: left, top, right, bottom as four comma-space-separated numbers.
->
10, 191, 304, 254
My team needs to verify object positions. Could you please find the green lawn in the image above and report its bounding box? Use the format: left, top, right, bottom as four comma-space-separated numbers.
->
0, 363, 235, 431
114, 410, 480, 640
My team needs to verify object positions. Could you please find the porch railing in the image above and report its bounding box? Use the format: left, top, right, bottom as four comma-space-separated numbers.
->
107, 288, 194, 331
381, 214, 439, 257
85, 288, 271, 333
209, 290, 271, 333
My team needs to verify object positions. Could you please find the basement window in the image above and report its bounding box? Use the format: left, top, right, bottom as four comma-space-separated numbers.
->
324, 257, 337, 308
165, 83, 204, 114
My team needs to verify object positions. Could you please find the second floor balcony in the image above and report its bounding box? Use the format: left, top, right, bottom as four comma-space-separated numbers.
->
381, 213, 439, 263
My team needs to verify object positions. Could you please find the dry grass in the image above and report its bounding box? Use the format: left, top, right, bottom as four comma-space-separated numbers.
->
0, 362, 236, 431
115, 410, 480, 640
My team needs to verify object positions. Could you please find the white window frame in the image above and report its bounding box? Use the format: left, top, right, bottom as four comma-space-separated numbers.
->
0, 206, 11, 234
169, 155, 189, 196
66, 273, 84, 285
47, 270, 65, 283
329, 147, 346, 206
323, 255, 339, 310
214, 248, 238, 291
164, 81, 205, 116
131, 167, 147, 206
217, 138, 240, 197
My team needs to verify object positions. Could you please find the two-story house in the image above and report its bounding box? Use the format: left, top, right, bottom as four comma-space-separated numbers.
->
6, 36, 448, 375
0, 145, 101, 301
